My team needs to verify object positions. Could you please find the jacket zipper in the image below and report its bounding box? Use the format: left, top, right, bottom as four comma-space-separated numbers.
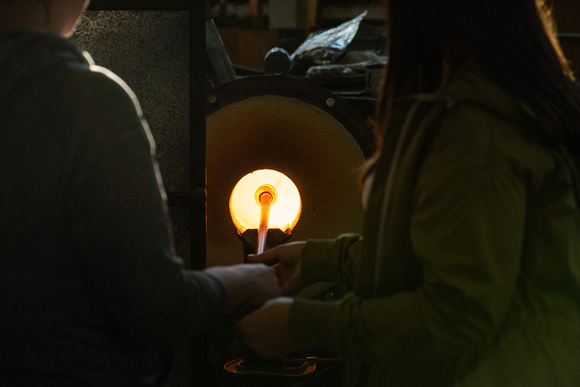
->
373, 100, 422, 295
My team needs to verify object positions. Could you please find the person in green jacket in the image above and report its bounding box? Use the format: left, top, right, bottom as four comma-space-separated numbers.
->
237, 0, 580, 386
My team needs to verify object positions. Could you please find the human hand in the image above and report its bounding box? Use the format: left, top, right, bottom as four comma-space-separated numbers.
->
204, 263, 281, 314
248, 241, 307, 296
236, 297, 295, 357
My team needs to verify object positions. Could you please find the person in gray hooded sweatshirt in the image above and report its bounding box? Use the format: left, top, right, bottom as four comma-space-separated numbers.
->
0, 0, 281, 385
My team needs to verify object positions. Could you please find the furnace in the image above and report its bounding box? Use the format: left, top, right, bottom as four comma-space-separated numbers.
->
206, 74, 373, 385
207, 75, 373, 267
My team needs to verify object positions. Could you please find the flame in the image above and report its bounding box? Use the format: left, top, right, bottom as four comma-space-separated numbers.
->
229, 169, 301, 233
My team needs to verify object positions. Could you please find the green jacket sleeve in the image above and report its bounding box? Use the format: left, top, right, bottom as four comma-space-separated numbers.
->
301, 233, 362, 290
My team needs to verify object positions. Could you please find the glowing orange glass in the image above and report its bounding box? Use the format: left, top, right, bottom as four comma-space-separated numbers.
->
229, 169, 302, 234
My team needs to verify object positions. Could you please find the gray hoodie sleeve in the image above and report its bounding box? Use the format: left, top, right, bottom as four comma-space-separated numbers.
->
61, 63, 225, 346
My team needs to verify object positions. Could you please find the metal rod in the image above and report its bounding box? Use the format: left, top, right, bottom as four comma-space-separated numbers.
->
256, 192, 273, 254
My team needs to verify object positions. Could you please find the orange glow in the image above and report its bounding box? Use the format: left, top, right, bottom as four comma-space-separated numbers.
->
229, 169, 301, 233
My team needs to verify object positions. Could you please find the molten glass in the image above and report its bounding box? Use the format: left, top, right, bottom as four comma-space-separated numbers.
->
229, 169, 301, 234
256, 191, 273, 254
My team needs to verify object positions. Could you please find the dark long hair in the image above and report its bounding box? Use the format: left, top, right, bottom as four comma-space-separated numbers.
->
373, 0, 580, 156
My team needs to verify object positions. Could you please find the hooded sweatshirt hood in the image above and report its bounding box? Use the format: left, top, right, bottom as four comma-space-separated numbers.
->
0, 31, 88, 100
